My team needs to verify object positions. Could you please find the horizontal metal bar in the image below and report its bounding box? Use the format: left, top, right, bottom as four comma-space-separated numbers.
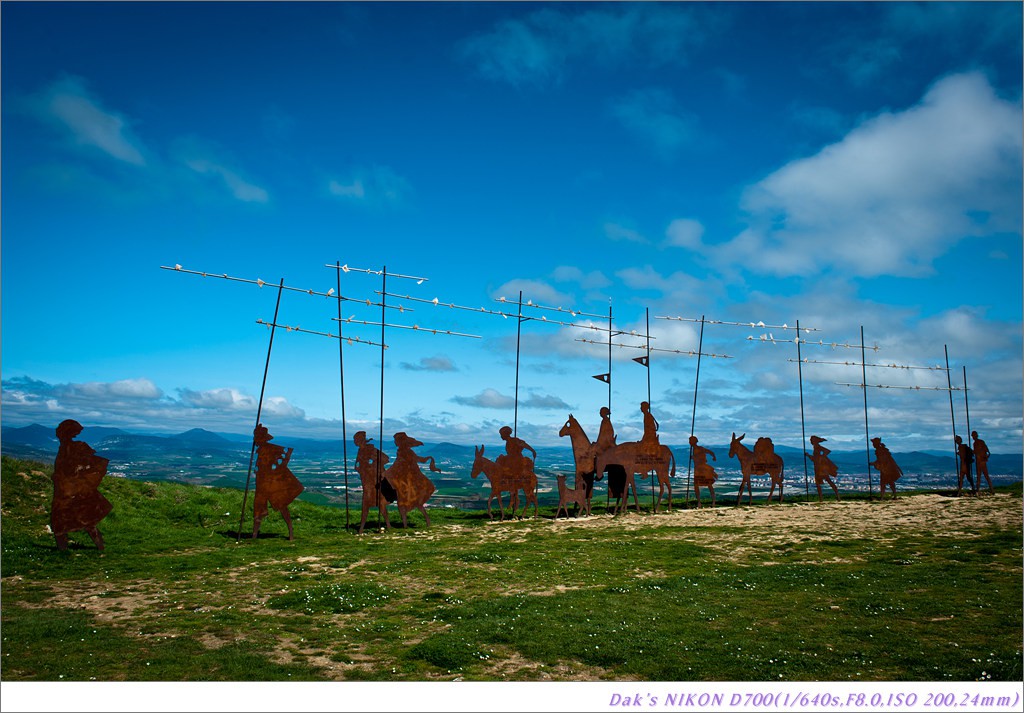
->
835, 382, 964, 391
576, 337, 732, 359
255, 320, 385, 348
656, 315, 820, 332
331, 317, 480, 339
324, 263, 429, 283
790, 359, 948, 370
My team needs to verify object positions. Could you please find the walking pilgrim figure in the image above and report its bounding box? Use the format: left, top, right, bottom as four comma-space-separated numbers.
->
496, 425, 540, 517
639, 401, 660, 455
51, 419, 113, 551
869, 436, 903, 499
805, 435, 841, 502
385, 432, 439, 528
971, 430, 994, 495
252, 424, 304, 540
955, 435, 976, 496
689, 435, 718, 507
354, 431, 395, 535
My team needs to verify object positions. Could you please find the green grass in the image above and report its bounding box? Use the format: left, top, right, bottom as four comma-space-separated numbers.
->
2, 455, 1021, 682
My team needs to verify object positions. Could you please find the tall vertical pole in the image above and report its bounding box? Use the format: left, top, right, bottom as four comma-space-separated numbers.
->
607, 303, 613, 413
514, 291, 523, 437
238, 278, 285, 542
646, 308, 654, 513
796, 320, 809, 498
606, 302, 612, 512
861, 326, 873, 500
687, 315, 705, 506
945, 345, 960, 491
963, 366, 975, 494
336, 262, 350, 531
376, 267, 387, 528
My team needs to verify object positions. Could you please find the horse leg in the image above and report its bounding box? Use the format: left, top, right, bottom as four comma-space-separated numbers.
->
380, 498, 391, 529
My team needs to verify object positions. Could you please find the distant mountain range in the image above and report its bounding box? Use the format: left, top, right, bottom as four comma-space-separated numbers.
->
3, 423, 1021, 477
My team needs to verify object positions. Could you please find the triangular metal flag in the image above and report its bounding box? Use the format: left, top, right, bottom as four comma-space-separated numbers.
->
632, 355, 649, 367
592, 373, 611, 383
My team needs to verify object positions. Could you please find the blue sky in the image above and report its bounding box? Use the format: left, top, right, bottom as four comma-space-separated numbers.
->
2, 2, 1021, 453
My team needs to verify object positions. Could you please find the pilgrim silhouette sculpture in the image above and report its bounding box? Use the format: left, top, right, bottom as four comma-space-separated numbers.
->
805, 435, 840, 502
252, 424, 304, 539
51, 419, 113, 551
971, 430, 994, 494
689, 435, 718, 507
870, 436, 903, 499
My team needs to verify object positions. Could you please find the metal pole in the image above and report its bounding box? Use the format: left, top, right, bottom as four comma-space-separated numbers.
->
514, 291, 523, 437
607, 303, 613, 413
687, 315, 705, 506
646, 308, 654, 513
336, 262, 350, 531
606, 302, 612, 513
238, 278, 285, 542
963, 366, 975, 494
945, 345, 960, 491
861, 326, 872, 500
377, 267, 387, 528
797, 319, 809, 498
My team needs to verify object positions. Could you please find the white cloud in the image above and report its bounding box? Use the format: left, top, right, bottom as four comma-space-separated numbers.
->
724, 72, 1021, 278
664, 218, 705, 249
551, 265, 611, 290
491, 278, 572, 307
185, 157, 269, 203
29, 76, 147, 165
400, 356, 458, 372
459, 4, 708, 86
451, 388, 516, 409
180, 387, 255, 410
328, 165, 411, 207
610, 88, 696, 157
604, 222, 647, 244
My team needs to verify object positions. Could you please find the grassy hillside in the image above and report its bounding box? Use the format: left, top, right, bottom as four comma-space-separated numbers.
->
1, 455, 1021, 682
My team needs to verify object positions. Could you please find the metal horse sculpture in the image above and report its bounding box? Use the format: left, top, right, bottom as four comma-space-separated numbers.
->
593, 440, 677, 514
557, 414, 604, 508
469, 445, 538, 519
471, 445, 519, 520
728, 432, 785, 505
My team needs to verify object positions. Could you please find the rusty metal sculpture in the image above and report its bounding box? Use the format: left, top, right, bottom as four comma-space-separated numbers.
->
384, 432, 438, 527
555, 474, 591, 518
972, 430, 994, 494
354, 430, 393, 534
51, 419, 113, 551
593, 403, 677, 513
869, 436, 903, 499
728, 432, 785, 505
252, 424, 304, 539
557, 413, 607, 509
471, 445, 520, 520
954, 435, 977, 496
495, 426, 539, 518
689, 435, 718, 507
805, 435, 840, 502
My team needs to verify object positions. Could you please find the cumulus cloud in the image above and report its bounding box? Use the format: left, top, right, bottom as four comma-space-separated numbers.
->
610, 88, 697, 157
328, 165, 411, 207
459, 4, 709, 86
722, 72, 1021, 278
27, 76, 147, 165
400, 356, 458, 372
491, 279, 572, 307
451, 388, 516, 409
1, 376, 315, 435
